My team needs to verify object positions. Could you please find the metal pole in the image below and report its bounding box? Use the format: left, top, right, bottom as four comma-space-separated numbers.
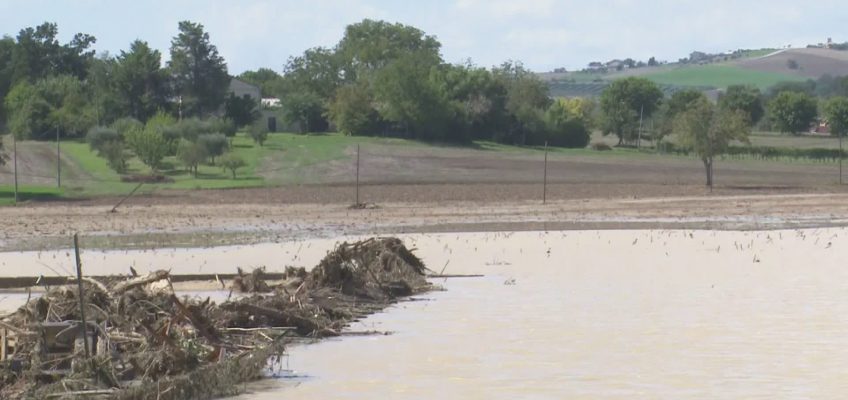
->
543, 141, 548, 204
73, 233, 91, 358
638, 104, 644, 148
355, 144, 360, 206
56, 126, 61, 188
13, 135, 18, 206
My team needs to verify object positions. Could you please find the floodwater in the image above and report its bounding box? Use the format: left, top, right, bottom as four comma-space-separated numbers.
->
4, 228, 848, 398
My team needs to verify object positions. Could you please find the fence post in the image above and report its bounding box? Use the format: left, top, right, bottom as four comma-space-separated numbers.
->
840, 133, 843, 185
73, 233, 91, 358
355, 144, 360, 206
57, 126, 61, 188
543, 141, 548, 204
13, 135, 18, 206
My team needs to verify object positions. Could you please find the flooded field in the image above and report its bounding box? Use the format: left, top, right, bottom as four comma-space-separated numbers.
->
3, 228, 848, 398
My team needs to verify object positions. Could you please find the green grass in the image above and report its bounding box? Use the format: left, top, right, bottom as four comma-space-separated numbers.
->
0, 184, 63, 205
640, 65, 804, 90
12, 129, 845, 204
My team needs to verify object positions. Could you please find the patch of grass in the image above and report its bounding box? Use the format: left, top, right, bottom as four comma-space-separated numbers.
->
0, 184, 63, 205
640, 65, 803, 89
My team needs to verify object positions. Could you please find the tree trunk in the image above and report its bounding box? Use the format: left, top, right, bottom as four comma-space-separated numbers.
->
703, 157, 713, 189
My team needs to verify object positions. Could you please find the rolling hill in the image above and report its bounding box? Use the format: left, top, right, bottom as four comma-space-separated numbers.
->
543, 47, 848, 97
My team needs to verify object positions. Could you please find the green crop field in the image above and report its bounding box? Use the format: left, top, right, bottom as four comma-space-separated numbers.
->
640, 65, 803, 89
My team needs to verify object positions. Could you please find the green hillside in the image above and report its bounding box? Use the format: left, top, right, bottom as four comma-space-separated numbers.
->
638, 65, 804, 90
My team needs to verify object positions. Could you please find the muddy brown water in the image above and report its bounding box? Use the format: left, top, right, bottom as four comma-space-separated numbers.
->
3, 229, 848, 398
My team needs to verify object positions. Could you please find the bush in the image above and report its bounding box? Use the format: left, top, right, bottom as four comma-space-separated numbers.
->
219, 153, 246, 179
591, 142, 612, 151
546, 119, 590, 148
249, 121, 269, 146
111, 117, 143, 136
197, 133, 228, 164
207, 117, 237, 137
86, 126, 121, 152
126, 126, 170, 171
177, 140, 207, 177
99, 140, 129, 173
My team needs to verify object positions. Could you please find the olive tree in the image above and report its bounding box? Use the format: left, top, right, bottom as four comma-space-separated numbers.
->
675, 97, 751, 188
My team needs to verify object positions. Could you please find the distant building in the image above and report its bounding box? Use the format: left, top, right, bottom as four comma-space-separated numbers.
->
261, 98, 281, 108
228, 78, 260, 101
606, 59, 624, 70
227, 78, 284, 132
586, 62, 605, 72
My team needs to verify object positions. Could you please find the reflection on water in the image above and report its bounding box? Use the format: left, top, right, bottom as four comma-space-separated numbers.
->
234, 229, 848, 399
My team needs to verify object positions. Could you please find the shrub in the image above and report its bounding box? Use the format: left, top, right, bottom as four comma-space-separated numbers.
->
249, 121, 269, 146
99, 140, 129, 173
177, 140, 207, 177
591, 142, 612, 151
219, 153, 246, 179
110, 117, 143, 136
86, 126, 121, 152
197, 133, 228, 164
126, 126, 170, 171
207, 117, 237, 137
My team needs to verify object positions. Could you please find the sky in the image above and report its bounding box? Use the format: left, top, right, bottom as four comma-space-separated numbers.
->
0, 0, 845, 74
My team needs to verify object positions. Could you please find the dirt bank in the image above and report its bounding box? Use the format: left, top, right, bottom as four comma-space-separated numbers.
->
3, 185, 848, 252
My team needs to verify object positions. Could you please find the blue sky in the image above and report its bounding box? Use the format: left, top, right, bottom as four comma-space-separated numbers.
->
1, 0, 844, 74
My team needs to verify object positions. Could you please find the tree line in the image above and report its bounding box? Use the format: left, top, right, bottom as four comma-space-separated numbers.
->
598, 75, 848, 187
0, 21, 257, 141
237, 19, 593, 147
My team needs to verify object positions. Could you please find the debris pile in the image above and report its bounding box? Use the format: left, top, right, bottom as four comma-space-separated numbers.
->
0, 237, 431, 399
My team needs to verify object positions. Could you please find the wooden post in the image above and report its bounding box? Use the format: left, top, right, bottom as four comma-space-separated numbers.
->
840, 133, 843, 185
355, 144, 360, 206
13, 135, 18, 206
73, 234, 91, 358
543, 141, 548, 204
56, 126, 61, 188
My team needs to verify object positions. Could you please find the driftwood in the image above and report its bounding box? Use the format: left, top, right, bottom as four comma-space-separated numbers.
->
112, 270, 170, 294
1, 237, 433, 400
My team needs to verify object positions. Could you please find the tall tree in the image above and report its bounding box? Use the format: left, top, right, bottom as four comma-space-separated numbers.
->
0, 36, 15, 129
336, 19, 442, 82
224, 94, 259, 128
11, 22, 95, 83
115, 40, 170, 121
86, 54, 124, 125
600, 77, 663, 145
675, 97, 751, 188
768, 91, 818, 135
168, 21, 229, 117
719, 85, 764, 125
5, 75, 95, 139
493, 61, 551, 144
371, 52, 456, 140
824, 96, 848, 137
238, 68, 284, 98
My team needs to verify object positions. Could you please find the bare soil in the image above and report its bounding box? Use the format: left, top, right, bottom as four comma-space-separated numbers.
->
733, 48, 848, 78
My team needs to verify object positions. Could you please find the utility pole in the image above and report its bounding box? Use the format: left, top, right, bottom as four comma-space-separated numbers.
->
13, 135, 18, 206
637, 104, 644, 148
355, 144, 360, 206
543, 141, 548, 204
56, 126, 61, 188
